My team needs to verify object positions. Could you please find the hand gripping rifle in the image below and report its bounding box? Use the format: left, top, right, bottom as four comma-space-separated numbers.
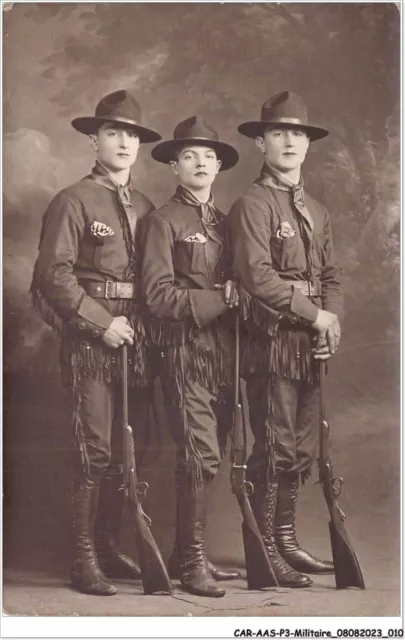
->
121, 344, 172, 595
318, 362, 365, 589
230, 314, 279, 589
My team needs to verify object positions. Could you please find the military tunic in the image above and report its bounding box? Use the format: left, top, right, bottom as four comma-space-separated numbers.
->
31, 163, 153, 477
228, 176, 343, 480
140, 188, 234, 483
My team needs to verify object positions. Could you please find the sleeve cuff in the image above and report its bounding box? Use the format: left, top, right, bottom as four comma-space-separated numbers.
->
67, 316, 108, 339
188, 289, 228, 328
290, 290, 319, 323
77, 295, 114, 330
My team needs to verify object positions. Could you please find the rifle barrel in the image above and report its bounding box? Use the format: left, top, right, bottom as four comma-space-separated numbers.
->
122, 343, 128, 426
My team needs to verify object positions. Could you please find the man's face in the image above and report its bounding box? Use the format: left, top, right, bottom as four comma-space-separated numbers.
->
256, 126, 310, 173
90, 122, 140, 172
170, 145, 222, 190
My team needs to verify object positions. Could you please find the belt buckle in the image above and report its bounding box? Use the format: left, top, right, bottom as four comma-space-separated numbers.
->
105, 280, 114, 299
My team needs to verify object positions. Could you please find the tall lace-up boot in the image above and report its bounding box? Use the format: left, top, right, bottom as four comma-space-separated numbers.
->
248, 477, 313, 588
70, 477, 116, 595
275, 472, 334, 574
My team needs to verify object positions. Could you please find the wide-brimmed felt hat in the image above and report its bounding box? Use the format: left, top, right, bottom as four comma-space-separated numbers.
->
238, 91, 329, 142
71, 89, 162, 143
151, 115, 239, 171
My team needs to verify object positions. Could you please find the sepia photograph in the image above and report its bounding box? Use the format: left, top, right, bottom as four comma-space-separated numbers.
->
2, 1, 401, 633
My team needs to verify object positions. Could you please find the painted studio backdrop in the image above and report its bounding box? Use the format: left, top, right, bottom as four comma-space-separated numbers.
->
3, 2, 400, 616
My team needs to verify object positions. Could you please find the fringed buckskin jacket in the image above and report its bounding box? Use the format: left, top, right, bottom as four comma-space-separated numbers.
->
31, 164, 154, 391
139, 190, 234, 477
228, 179, 344, 384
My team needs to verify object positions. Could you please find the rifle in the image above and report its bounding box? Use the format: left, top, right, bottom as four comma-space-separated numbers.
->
121, 344, 173, 595
318, 362, 365, 590
230, 314, 279, 589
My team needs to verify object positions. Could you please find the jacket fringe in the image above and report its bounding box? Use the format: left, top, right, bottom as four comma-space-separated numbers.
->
239, 287, 317, 383
60, 332, 150, 390
145, 316, 197, 347
239, 287, 282, 337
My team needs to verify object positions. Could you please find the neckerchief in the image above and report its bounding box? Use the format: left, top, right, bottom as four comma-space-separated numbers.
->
173, 185, 220, 229
257, 163, 314, 283
172, 185, 223, 277
90, 161, 137, 280
258, 163, 314, 233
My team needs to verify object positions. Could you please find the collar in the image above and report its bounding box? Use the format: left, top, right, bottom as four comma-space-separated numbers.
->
257, 163, 304, 193
90, 161, 135, 198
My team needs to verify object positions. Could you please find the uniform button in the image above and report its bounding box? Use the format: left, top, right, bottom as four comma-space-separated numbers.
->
92, 329, 100, 337
79, 321, 86, 330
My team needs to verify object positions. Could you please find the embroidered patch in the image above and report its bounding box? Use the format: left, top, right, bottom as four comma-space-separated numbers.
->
90, 221, 115, 238
183, 232, 207, 243
276, 221, 296, 239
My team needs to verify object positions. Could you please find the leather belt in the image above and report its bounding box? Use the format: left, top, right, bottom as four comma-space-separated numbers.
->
84, 281, 136, 299
283, 280, 321, 297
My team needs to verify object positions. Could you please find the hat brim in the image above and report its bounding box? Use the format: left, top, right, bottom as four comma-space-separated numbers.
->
71, 116, 162, 143
151, 137, 239, 171
238, 121, 329, 142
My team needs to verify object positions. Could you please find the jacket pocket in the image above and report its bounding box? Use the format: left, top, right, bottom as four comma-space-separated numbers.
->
174, 240, 207, 276
270, 234, 305, 272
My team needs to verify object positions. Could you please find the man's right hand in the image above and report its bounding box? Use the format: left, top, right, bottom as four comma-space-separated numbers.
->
102, 316, 134, 349
312, 310, 341, 355
312, 309, 338, 333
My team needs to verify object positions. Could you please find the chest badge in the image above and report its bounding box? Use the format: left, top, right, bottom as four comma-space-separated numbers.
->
90, 221, 115, 238
276, 221, 296, 239
183, 232, 207, 243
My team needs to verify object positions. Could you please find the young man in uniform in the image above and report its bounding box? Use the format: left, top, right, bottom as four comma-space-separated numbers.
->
140, 116, 240, 597
31, 89, 162, 596
228, 91, 343, 588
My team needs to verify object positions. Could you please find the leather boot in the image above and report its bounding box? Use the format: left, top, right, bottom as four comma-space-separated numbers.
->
249, 478, 312, 588
168, 538, 240, 581
168, 484, 240, 582
275, 472, 334, 574
70, 477, 116, 595
178, 473, 225, 597
95, 469, 141, 580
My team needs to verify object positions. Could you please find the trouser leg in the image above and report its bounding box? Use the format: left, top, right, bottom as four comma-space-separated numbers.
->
94, 382, 141, 579
245, 374, 312, 588
162, 378, 239, 588
275, 382, 334, 574
70, 375, 117, 595
71, 375, 141, 592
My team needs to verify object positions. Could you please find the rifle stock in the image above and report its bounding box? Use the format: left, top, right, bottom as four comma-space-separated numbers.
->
319, 366, 365, 590
231, 316, 278, 589
122, 346, 172, 596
